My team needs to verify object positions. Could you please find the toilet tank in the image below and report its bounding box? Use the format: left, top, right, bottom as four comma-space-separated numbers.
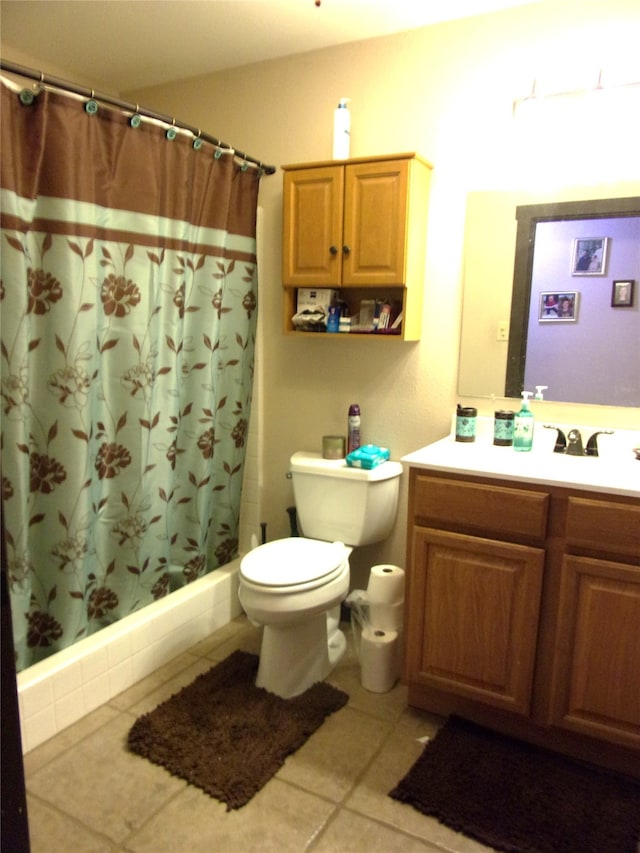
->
290, 451, 403, 546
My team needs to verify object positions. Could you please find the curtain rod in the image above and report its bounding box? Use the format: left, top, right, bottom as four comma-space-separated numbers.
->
513, 74, 640, 112
0, 59, 277, 176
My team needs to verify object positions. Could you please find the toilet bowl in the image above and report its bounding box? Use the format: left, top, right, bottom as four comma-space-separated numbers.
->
239, 537, 350, 698
238, 451, 403, 698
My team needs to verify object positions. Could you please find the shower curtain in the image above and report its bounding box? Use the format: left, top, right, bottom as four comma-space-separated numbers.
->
0, 80, 262, 671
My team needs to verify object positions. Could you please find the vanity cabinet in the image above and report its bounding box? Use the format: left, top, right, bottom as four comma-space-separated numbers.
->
548, 496, 640, 748
281, 153, 432, 340
404, 468, 640, 777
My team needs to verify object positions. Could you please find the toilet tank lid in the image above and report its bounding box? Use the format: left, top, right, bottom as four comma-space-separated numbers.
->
290, 451, 402, 481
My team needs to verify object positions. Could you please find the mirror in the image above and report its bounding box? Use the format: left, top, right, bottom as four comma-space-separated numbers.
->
458, 185, 640, 407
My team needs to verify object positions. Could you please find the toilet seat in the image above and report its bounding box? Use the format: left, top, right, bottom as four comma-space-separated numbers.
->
239, 537, 348, 594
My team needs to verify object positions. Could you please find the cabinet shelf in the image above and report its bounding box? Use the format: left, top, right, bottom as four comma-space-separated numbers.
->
281, 153, 432, 341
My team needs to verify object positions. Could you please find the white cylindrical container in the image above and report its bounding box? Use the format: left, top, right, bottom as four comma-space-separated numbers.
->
369, 599, 404, 632
360, 626, 399, 693
366, 564, 405, 604
333, 98, 351, 159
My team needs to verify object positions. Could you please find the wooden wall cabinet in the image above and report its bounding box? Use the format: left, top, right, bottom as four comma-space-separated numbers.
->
281, 153, 432, 341
404, 467, 640, 777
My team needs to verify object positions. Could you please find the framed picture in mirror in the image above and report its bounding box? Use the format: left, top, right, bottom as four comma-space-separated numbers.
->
571, 237, 609, 275
611, 279, 634, 307
539, 291, 579, 322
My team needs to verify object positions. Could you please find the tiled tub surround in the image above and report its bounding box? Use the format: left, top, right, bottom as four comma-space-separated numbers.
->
17, 560, 242, 753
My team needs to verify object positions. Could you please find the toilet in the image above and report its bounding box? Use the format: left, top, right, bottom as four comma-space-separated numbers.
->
238, 451, 403, 698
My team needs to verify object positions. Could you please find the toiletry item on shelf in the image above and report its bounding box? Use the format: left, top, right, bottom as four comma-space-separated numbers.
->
534, 385, 548, 401
358, 299, 376, 331
346, 444, 390, 470
338, 315, 351, 333
377, 302, 393, 330
332, 98, 351, 159
326, 304, 340, 333
514, 392, 534, 451
455, 405, 477, 442
347, 404, 361, 454
493, 410, 515, 446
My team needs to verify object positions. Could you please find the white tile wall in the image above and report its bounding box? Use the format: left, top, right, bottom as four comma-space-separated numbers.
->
17, 562, 242, 753
239, 206, 265, 555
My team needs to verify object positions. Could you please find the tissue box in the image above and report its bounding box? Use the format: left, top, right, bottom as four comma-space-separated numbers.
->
296, 288, 338, 315
346, 444, 391, 469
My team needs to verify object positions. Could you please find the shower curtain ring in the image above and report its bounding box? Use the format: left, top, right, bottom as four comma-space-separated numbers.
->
166, 118, 177, 141
130, 105, 142, 128
85, 90, 99, 115
19, 88, 36, 106
193, 129, 203, 150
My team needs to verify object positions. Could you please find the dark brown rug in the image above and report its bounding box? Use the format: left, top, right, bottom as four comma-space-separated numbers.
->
128, 649, 348, 810
390, 715, 640, 853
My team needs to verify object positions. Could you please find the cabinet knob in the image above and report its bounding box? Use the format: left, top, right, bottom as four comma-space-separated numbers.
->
329, 245, 338, 255
342, 245, 351, 255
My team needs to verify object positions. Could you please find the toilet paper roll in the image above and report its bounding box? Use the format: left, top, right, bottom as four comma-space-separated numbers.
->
369, 599, 404, 632
360, 626, 399, 693
366, 564, 405, 605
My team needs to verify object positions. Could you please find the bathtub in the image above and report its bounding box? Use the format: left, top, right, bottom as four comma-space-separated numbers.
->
17, 559, 242, 753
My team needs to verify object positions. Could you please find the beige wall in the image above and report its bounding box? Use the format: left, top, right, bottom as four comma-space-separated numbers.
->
4, 0, 640, 587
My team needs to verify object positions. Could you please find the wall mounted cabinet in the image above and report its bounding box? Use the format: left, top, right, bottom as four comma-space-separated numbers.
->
404, 468, 640, 778
281, 153, 432, 341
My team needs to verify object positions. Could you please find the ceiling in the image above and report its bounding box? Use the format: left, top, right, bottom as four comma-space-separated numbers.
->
1, 0, 538, 93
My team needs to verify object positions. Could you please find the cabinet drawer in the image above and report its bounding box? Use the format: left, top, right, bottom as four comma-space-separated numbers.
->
412, 475, 549, 541
566, 497, 640, 559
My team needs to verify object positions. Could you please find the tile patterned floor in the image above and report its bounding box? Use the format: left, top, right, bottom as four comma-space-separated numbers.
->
23, 617, 497, 852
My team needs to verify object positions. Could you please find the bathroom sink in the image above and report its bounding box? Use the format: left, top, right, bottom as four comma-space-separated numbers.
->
402, 420, 640, 498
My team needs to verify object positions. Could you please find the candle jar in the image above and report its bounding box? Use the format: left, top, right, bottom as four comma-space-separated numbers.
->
455, 405, 477, 442
494, 410, 515, 446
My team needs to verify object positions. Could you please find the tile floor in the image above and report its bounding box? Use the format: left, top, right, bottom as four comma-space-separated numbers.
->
23, 616, 497, 853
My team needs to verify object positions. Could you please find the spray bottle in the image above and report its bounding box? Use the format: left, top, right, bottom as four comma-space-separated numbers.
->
347, 404, 361, 454
513, 391, 534, 452
333, 98, 351, 159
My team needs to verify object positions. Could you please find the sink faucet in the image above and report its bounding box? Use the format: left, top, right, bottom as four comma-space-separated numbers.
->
543, 426, 614, 457
544, 425, 567, 453
566, 428, 584, 456
585, 430, 614, 457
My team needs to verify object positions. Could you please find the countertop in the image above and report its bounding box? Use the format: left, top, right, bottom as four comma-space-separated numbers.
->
402, 421, 640, 498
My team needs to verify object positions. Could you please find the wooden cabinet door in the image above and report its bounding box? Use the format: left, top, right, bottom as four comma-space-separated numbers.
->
342, 159, 409, 286
406, 526, 544, 716
549, 555, 640, 749
282, 165, 344, 286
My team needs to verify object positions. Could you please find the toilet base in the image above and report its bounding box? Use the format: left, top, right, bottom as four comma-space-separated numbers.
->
256, 606, 346, 698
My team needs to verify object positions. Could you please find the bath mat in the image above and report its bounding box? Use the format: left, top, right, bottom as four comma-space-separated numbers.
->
390, 715, 640, 853
127, 649, 348, 810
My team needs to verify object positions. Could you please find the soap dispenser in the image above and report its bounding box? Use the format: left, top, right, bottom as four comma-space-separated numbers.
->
514, 391, 534, 452
534, 385, 548, 401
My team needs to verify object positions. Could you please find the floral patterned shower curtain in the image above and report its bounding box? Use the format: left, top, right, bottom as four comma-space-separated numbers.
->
0, 80, 262, 671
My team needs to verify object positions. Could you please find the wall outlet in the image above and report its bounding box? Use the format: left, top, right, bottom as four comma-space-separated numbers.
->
497, 320, 509, 341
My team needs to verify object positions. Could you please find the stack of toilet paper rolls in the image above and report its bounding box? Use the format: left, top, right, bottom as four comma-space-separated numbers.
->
360, 564, 405, 693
